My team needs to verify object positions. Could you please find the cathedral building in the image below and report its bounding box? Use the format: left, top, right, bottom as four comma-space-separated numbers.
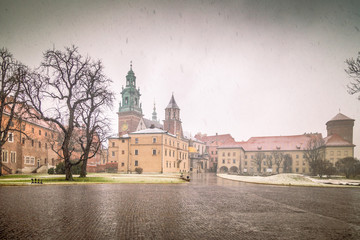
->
108, 64, 189, 173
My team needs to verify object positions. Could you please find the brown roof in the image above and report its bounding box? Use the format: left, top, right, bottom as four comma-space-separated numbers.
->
324, 134, 355, 147
328, 113, 354, 122
165, 94, 180, 109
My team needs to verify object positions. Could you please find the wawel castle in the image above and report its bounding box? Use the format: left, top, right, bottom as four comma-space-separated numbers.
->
1, 63, 356, 175
106, 64, 355, 174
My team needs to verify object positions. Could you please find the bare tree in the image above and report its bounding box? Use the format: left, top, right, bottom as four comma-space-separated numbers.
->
336, 157, 360, 178
303, 135, 325, 176
345, 52, 360, 100
283, 154, 293, 173
271, 151, 284, 174
252, 152, 265, 173
0, 48, 27, 176
23, 46, 95, 180
265, 154, 273, 173
76, 61, 114, 177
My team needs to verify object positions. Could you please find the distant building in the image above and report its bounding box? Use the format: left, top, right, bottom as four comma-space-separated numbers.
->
187, 137, 209, 173
217, 113, 355, 174
195, 133, 236, 172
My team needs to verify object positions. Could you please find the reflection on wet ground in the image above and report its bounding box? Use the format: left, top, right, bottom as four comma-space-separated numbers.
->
1, 173, 359, 239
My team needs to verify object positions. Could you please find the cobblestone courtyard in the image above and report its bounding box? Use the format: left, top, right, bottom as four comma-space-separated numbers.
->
0, 173, 359, 239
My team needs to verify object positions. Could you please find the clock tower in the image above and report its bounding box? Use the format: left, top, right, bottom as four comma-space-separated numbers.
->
118, 62, 143, 136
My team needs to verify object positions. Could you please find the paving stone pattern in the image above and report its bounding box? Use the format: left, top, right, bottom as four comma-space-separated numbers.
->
0, 174, 360, 240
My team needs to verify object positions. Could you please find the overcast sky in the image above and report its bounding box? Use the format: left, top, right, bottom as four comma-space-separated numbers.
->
1, 0, 360, 157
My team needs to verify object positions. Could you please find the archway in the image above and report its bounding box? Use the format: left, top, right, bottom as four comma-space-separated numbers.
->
229, 166, 238, 173
219, 166, 228, 173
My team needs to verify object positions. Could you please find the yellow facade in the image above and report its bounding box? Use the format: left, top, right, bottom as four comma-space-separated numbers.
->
109, 129, 189, 173
217, 148, 311, 174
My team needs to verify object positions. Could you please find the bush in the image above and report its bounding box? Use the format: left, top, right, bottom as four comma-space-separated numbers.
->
48, 167, 55, 174
55, 162, 65, 174
135, 167, 143, 174
55, 162, 83, 174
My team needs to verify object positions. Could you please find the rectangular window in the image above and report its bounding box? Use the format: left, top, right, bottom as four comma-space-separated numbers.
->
296, 155, 299, 159
25, 156, 30, 164
153, 149, 157, 155
122, 150, 125, 154
121, 162, 124, 167
8, 132, 14, 142
45, 143, 47, 149
45, 132, 47, 137
165, 139, 167, 144
112, 151, 115, 157
165, 149, 167, 156
222, 159, 225, 163
222, 152, 225, 157
122, 139, 125, 143
135, 138, 139, 144
31, 140, 34, 147
251, 155, 253, 159
245, 161, 248, 166
245, 155, 248, 159
39, 130, 41, 135
39, 142, 41, 148
135, 160, 138, 166
22, 125, 25, 131
227, 159, 230, 164
228, 152, 230, 157
112, 142, 115, 147
10, 151, 16, 163
153, 137, 156, 143
233, 159, 236, 163
135, 149, 138, 155
32, 128, 34, 133
2, 150, 8, 163
22, 138, 25, 145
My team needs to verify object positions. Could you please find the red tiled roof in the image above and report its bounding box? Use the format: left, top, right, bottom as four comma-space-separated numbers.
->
195, 134, 236, 146
219, 134, 322, 151
324, 134, 354, 147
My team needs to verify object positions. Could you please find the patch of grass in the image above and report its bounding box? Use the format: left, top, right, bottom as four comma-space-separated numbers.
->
0, 174, 186, 185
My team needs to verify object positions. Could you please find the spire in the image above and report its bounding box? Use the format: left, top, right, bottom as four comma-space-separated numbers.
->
166, 93, 180, 109
152, 100, 158, 121
130, 61, 132, 70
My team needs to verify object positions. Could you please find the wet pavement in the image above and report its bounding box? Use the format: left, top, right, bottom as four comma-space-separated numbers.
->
0, 173, 359, 240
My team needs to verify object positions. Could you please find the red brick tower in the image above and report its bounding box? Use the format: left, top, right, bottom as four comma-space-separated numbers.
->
164, 94, 183, 138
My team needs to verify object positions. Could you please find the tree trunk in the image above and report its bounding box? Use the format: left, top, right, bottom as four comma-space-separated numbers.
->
80, 158, 87, 178
65, 160, 73, 181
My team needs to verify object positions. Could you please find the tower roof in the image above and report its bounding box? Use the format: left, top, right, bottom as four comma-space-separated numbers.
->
166, 93, 180, 109
327, 113, 354, 123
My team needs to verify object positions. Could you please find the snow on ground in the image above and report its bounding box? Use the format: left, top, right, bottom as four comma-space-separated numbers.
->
217, 174, 360, 187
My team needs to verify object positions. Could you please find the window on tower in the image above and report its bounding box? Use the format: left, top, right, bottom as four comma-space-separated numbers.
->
125, 97, 128, 105
135, 98, 138, 105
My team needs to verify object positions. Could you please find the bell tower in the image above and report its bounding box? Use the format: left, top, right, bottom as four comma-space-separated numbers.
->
118, 62, 143, 136
164, 93, 183, 138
